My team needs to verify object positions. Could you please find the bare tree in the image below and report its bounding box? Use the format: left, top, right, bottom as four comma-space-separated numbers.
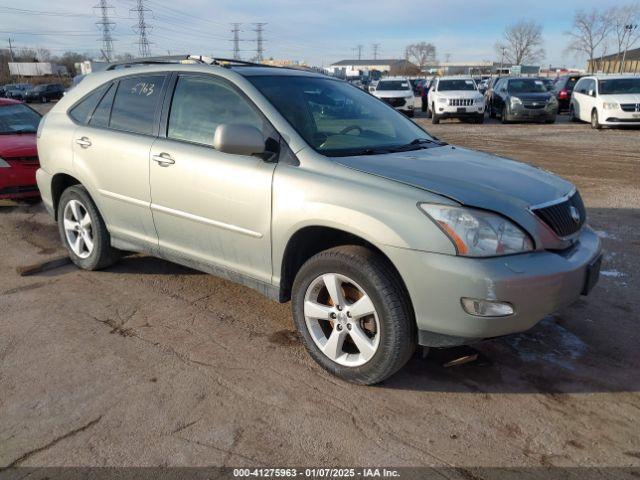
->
404, 42, 437, 71
565, 9, 612, 72
36, 48, 52, 62
610, 3, 640, 71
495, 20, 545, 65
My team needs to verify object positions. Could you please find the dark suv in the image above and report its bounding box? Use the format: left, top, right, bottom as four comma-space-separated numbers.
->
24, 83, 65, 103
552, 75, 584, 112
488, 77, 558, 124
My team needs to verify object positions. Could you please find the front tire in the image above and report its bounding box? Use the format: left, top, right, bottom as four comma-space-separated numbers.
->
431, 103, 440, 124
57, 185, 120, 270
291, 245, 416, 385
591, 109, 602, 130
501, 105, 510, 124
569, 104, 578, 122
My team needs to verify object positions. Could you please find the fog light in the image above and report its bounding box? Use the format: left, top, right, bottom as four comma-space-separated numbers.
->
461, 298, 514, 317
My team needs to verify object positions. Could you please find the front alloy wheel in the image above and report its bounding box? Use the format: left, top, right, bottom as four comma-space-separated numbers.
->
304, 273, 380, 367
292, 245, 416, 385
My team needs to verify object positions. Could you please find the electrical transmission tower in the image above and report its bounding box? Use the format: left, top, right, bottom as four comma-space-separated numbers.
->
131, 0, 152, 57
372, 43, 380, 60
95, 0, 115, 61
253, 23, 266, 62
230, 23, 242, 60
354, 45, 363, 60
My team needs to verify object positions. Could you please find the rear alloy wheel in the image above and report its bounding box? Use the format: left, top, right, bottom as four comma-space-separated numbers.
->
58, 185, 120, 270
591, 109, 602, 130
292, 245, 416, 385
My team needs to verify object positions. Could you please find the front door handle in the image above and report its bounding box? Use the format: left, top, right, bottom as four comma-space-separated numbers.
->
152, 153, 175, 167
75, 137, 92, 148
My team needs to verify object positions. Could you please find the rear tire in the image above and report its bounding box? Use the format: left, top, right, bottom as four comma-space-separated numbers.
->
57, 185, 120, 270
406, 110, 415, 118
489, 103, 496, 119
431, 104, 440, 124
291, 245, 416, 385
569, 104, 578, 122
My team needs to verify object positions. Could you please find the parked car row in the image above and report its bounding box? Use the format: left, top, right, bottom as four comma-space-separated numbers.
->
0, 83, 65, 103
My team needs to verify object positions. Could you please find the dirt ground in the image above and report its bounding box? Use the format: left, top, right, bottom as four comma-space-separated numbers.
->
1, 105, 639, 471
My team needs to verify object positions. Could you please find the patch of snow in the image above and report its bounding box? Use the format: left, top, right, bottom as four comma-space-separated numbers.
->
594, 230, 619, 240
600, 269, 625, 278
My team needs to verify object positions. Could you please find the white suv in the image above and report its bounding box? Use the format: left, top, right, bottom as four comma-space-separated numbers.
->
427, 77, 485, 124
371, 77, 416, 117
570, 75, 640, 129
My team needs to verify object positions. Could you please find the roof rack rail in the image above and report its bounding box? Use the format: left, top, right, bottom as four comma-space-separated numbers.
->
105, 54, 269, 70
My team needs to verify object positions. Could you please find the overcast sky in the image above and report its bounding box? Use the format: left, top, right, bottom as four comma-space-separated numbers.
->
0, 0, 629, 68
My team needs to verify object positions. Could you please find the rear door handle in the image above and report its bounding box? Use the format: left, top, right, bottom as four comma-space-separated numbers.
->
75, 137, 92, 148
152, 153, 175, 167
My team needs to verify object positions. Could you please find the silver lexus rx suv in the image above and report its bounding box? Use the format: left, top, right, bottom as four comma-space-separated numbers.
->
36, 56, 602, 384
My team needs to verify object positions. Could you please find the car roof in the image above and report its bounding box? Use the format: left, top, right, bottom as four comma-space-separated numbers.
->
438, 76, 474, 81
582, 74, 640, 80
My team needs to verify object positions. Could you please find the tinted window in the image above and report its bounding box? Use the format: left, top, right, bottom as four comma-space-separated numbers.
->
376, 80, 411, 91
599, 78, 640, 94
109, 75, 165, 135
168, 75, 264, 147
89, 83, 116, 128
69, 83, 110, 124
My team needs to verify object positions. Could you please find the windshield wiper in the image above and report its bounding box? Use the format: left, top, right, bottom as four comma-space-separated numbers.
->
389, 138, 447, 152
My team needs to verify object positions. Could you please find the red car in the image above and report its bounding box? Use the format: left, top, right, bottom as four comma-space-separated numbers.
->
0, 98, 42, 201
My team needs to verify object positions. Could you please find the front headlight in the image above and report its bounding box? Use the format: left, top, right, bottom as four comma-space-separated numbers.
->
419, 204, 534, 257
547, 96, 558, 105
438, 97, 447, 104
510, 96, 522, 106
0, 157, 11, 168
474, 97, 484, 104
602, 102, 619, 110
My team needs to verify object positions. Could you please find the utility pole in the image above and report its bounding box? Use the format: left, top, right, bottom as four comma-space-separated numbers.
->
499, 46, 506, 76
253, 23, 266, 62
131, 0, 152, 57
372, 43, 380, 60
230, 23, 242, 60
95, 0, 115, 61
356, 44, 363, 60
621, 24, 638, 73
8, 37, 15, 61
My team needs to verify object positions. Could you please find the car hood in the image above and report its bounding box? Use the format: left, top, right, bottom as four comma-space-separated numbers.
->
375, 90, 413, 98
335, 144, 574, 238
437, 90, 481, 99
600, 93, 640, 103
508, 92, 551, 101
0, 133, 38, 157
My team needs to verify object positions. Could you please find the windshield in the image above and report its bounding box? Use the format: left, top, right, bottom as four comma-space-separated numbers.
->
0, 103, 41, 134
599, 78, 640, 95
507, 79, 547, 93
33, 85, 47, 92
248, 75, 437, 157
376, 80, 411, 91
439, 79, 477, 91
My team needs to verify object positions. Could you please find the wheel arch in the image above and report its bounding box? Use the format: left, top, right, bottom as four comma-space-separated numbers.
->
278, 225, 413, 318
51, 173, 82, 220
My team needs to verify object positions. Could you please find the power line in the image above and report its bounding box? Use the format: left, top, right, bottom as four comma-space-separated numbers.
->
253, 23, 266, 62
130, 0, 152, 57
230, 23, 241, 60
95, 0, 116, 61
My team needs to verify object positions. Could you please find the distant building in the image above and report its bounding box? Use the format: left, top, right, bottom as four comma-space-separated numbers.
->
588, 48, 640, 73
75, 60, 109, 75
261, 58, 308, 68
327, 59, 418, 78
428, 62, 540, 76
8, 62, 67, 77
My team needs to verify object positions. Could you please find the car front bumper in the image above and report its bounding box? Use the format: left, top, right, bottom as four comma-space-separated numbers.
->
436, 104, 484, 119
602, 110, 640, 126
382, 226, 602, 346
507, 104, 557, 121
0, 160, 40, 200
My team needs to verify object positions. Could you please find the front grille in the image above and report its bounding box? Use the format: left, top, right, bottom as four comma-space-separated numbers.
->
620, 103, 640, 112
532, 190, 586, 237
523, 101, 545, 109
382, 97, 406, 108
448, 98, 473, 107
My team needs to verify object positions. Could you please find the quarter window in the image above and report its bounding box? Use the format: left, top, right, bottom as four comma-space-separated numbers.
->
109, 75, 166, 135
69, 83, 110, 124
89, 83, 116, 128
168, 75, 264, 147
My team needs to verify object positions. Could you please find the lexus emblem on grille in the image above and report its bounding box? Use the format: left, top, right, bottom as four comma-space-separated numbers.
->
570, 206, 581, 224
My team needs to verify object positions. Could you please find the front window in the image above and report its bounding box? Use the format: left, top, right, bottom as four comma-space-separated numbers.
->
376, 80, 411, 91
33, 85, 47, 92
598, 78, 640, 95
507, 79, 547, 93
0, 103, 41, 134
248, 75, 437, 157
439, 79, 476, 91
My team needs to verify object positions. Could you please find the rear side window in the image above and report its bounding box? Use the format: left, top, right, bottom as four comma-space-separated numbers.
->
89, 83, 116, 128
109, 75, 166, 135
68, 83, 110, 124
167, 75, 264, 147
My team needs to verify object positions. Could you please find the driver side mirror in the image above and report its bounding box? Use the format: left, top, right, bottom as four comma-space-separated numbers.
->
213, 124, 266, 157
588, 89, 596, 97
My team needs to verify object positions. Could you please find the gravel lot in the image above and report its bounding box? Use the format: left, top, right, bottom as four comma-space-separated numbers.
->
1, 104, 639, 472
